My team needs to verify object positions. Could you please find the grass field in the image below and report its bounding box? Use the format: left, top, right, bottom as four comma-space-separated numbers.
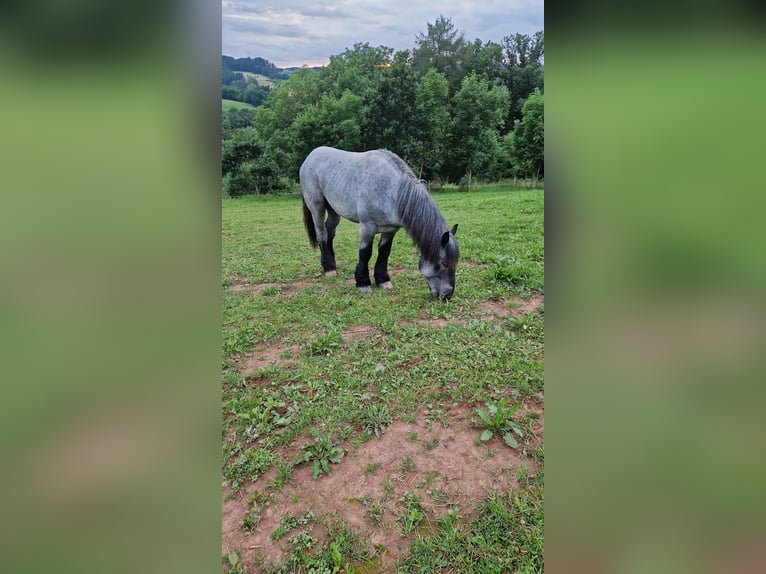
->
239, 71, 277, 88
221, 186, 544, 573
223, 99, 256, 110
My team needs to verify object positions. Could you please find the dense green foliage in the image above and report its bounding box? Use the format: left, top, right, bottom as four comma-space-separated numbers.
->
222, 17, 544, 196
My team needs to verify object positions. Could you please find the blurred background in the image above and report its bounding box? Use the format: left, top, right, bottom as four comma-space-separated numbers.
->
0, 1, 222, 573
1, 0, 765, 572
546, 1, 766, 572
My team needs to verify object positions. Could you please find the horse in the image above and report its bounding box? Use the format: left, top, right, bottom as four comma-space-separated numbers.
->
300, 146, 459, 300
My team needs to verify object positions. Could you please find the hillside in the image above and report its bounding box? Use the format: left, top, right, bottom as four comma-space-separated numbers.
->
222, 55, 325, 107
222, 55, 288, 80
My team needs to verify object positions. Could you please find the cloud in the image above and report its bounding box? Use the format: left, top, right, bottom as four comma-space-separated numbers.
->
222, 0, 544, 68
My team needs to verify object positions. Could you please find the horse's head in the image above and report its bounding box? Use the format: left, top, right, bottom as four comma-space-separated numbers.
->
419, 224, 459, 300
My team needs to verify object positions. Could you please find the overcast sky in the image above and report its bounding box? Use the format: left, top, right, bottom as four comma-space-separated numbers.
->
222, 1, 544, 68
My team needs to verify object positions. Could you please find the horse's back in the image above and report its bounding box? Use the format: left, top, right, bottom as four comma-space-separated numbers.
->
300, 147, 403, 224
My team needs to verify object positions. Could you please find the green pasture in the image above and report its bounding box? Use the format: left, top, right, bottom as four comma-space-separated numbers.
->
223, 98, 256, 110
222, 185, 544, 572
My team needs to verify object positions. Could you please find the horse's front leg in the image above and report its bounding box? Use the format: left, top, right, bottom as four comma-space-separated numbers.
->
354, 224, 375, 292
374, 231, 396, 289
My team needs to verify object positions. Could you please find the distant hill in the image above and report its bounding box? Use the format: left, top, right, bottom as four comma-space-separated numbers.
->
284, 66, 324, 74
222, 55, 324, 108
222, 56, 289, 80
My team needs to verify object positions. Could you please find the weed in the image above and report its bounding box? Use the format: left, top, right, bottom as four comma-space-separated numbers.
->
398, 492, 426, 534
223, 326, 255, 357
475, 398, 523, 448
489, 257, 543, 291
225, 447, 275, 491
270, 525, 288, 541
382, 478, 394, 502
271, 513, 300, 541
260, 285, 282, 296
288, 531, 317, 551
424, 405, 448, 426
362, 403, 392, 438
305, 330, 343, 356
268, 461, 293, 490
429, 489, 448, 504
358, 494, 373, 506
240, 490, 269, 534
401, 455, 415, 473
365, 503, 385, 526
406, 431, 419, 443
240, 505, 260, 535
365, 462, 380, 474
299, 434, 345, 478
223, 549, 246, 574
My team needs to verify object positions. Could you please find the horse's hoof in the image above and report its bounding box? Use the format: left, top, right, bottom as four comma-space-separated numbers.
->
358, 286, 372, 293
324, 270, 337, 277
379, 281, 393, 290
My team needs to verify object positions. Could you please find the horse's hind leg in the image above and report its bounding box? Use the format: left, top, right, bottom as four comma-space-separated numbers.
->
323, 209, 341, 275
374, 231, 396, 289
354, 224, 376, 291
307, 204, 335, 275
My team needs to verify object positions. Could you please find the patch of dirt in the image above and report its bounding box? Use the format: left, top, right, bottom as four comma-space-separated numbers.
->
478, 293, 544, 318
342, 325, 383, 345
283, 280, 313, 294
240, 343, 301, 372
222, 401, 544, 570
399, 293, 544, 329
226, 281, 316, 296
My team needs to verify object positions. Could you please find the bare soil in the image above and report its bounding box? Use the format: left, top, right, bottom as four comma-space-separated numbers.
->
239, 343, 302, 372
222, 401, 543, 570
477, 292, 544, 318
227, 280, 314, 296
222, 287, 544, 571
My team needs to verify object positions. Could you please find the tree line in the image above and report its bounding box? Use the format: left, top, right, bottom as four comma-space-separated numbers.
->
222, 16, 544, 196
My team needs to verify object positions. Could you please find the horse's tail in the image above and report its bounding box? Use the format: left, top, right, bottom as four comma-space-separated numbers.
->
302, 198, 318, 248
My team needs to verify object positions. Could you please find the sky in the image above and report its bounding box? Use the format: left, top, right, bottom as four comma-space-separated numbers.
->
222, 1, 544, 68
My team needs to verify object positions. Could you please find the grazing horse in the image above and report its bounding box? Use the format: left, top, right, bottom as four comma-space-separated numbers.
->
300, 146, 459, 300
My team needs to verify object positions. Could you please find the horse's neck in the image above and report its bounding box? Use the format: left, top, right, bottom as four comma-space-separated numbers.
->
397, 184, 445, 263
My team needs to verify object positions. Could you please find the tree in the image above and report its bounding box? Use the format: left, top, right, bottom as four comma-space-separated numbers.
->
222, 108, 257, 135
361, 51, 419, 156
253, 68, 320, 141
502, 31, 544, 124
320, 43, 394, 99
221, 128, 290, 196
412, 16, 466, 94
447, 74, 510, 184
242, 84, 269, 107
509, 89, 544, 178
293, 90, 364, 159
412, 69, 450, 179
462, 39, 506, 85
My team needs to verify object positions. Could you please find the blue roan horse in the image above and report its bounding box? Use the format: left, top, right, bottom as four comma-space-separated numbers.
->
300, 146, 459, 299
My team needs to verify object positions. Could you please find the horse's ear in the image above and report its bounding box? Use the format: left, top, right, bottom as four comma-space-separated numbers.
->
451, 224, 458, 236
441, 231, 450, 247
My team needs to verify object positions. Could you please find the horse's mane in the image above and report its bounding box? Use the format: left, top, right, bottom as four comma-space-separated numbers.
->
376, 150, 457, 266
